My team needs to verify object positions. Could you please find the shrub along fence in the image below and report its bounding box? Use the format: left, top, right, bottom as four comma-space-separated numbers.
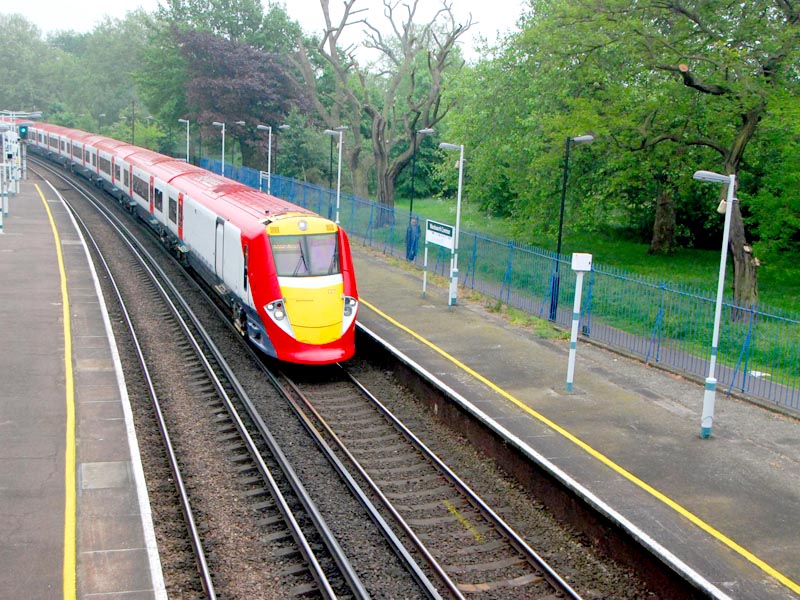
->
203, 159, 800, 412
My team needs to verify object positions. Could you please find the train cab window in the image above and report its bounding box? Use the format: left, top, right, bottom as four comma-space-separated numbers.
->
168, 197, 177, 223
270, 234, 339, 277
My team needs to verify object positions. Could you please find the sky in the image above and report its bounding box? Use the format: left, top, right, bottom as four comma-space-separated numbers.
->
11, 0, 526, 60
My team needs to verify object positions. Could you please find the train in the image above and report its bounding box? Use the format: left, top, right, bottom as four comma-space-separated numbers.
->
27, 122, 358, 365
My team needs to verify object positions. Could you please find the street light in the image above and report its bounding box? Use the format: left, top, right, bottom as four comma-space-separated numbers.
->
257, 124, 290, 195
234, 121, 245, 166
549, 133, 594, 321
212, 122, 225, 175
178, 118, 190, 162
693, 169, 736, 439
324, 127, 347, 224
406, 128, 435, 261
439, 142, 465, 307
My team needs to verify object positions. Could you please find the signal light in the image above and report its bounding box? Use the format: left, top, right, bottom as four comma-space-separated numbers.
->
18, 125, 28, 139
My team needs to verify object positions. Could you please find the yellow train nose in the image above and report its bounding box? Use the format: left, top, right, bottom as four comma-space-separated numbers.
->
282, 283, 344, 344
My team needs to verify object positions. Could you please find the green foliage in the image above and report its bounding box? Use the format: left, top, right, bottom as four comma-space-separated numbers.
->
0, 15, 54, 110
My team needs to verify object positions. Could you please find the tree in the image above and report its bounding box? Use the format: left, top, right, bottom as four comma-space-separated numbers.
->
179, 31, 310, 167
528, 0, 800, 308
0, 15, 52, 110
293, 0, 471, 208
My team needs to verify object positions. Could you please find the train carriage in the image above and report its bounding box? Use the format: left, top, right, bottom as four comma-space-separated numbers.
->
27, 122, 358, 365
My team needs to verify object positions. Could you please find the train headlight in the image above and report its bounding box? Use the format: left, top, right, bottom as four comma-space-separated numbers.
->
265, 300, 286, 321
298, 219, 308, 231
343, 296, 357, 317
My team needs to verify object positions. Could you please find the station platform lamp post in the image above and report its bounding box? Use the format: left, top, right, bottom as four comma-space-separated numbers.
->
212, 122, 225, 175
693, 169, 736, 439
324, 127, 347, 224
549, 134, 594, 321
178, 119, 190, 162
257, 124, 290, 195
438, 142, 465, 306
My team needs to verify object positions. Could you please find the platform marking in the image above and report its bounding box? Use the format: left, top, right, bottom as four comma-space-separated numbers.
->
360, 298, 800, 596
39, 180, 167, 599
36, 183, 77, 600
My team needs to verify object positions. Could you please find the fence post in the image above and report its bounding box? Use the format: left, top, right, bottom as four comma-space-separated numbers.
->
500, 241, 514, 305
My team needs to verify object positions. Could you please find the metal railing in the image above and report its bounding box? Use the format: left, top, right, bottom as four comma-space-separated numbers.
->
202, 159, 800, 413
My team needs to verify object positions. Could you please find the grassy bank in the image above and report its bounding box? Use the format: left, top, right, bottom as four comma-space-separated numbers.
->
403, 196, 800, 316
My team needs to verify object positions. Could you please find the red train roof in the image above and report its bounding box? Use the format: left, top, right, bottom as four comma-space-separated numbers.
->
31, 122, 318, 228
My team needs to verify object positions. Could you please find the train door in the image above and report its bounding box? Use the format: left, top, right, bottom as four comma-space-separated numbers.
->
149, 176, 155, 214
177, 193, 184, 239
215, 217, 225, 278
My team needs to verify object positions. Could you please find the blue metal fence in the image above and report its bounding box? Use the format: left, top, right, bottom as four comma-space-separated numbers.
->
202, 159, 800, 412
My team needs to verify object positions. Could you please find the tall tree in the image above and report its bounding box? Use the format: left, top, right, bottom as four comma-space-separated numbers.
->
0, 15, 51, 110
179, 31, 310, 166
293, 0, 471, 207
529, 0, 800, 308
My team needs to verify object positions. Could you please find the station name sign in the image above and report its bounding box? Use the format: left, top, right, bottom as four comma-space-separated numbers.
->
425, 219, 454, 250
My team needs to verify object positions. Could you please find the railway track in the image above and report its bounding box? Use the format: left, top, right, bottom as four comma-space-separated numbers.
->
276, 365, 583, 600
30, 157, 662, 599
28, 162, 388, 598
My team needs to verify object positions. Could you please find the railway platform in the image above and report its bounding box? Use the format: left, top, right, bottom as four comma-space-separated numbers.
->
0, 177, 165, 599
351, 245, 800, 600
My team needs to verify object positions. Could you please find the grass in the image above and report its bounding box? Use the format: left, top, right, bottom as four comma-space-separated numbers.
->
403, 196, 800, 316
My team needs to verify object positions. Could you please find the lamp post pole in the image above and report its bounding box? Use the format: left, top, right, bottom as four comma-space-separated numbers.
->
438, 142, 465, 306
693, 169, 736, 439
178, 119, 190, 162
324, 128, 346, 224
257, 125, 272, 193
212, 121, 225, 175
549, 134, 594, 321
257, 124, 290, 195
406, 128, 435, 262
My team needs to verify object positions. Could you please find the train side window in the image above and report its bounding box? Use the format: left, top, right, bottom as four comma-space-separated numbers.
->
168, 197, 177, 223
154, 188, 163, 212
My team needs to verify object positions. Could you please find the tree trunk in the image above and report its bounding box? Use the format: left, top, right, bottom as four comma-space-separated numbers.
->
728, 197, 760, 312
649, 173, 676, 254
723, 108, 761, 313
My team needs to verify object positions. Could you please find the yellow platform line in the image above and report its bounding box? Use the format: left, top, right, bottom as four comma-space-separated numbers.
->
361, 298, 800, 596
37, 184, 77, 600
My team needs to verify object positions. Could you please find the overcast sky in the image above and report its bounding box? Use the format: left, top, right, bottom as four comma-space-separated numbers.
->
12, 0, 525, 60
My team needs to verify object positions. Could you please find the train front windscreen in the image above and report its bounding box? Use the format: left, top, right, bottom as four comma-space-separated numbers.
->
271, 234, 340, 277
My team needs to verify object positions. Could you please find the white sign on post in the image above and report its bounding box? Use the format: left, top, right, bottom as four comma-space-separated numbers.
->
422, 219, 455, 300
566, 253, 592, 391
425, 220, 454, 249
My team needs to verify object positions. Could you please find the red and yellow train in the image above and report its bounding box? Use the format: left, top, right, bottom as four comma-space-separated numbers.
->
28, 123, 358, 365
